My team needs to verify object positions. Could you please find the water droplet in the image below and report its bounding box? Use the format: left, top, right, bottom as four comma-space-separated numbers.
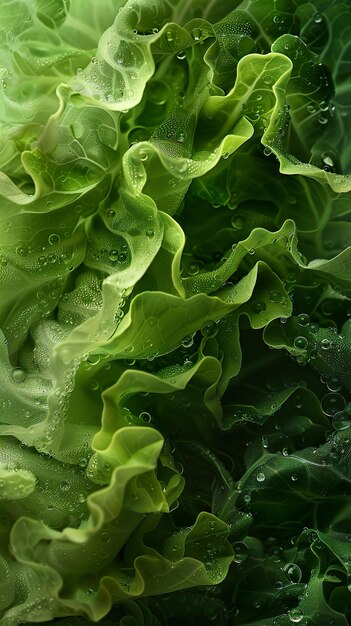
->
146, 228, 154, 238
332, 410, 351, 431
182, 334, 194, 348
188, 261, 199, 275
286, 272, 297, 283
252, 300, 266, 314
256, 472, 265, 482
177, 51, 186, 60
87, 353, 100, 365
269, 290, 282, 303
321, 392, 346, 416
284, 563, 302, 584
60, 480, 70, 492
318, 113, 328, 125
297, 313, 309, 326
313, 12, 323, 23
12, 367, 26, 383
288, 608, 304, 623
322, 153, 334, 170
165, 29, 174, 43
48, 234, 60, 246
89, 379, 99, 391
108, 249, 119, 262
326, 376, 342, 392
264, 75, 273, 85
139, 148, 148, 161
294, 336, 308, 350
231, 215, 245, 230
139, 411, 151, 423
201, 321, 217, 338
307, 103, 316, 114
101, 531, 111, 543
233, 541, 249, 563
321, 338, 331, 350
176, 131, 187, 143
263, 147, 272, 156
16, 246, 28, 256
191, 27, 202, 41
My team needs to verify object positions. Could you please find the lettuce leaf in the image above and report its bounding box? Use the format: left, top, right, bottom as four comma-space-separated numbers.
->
1, 0, 351, 624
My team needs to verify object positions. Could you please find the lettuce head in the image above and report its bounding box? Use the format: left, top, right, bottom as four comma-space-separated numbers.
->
1, 0, 351, 624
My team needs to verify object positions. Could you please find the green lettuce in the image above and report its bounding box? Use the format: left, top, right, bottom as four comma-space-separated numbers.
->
1, 0, 351, 624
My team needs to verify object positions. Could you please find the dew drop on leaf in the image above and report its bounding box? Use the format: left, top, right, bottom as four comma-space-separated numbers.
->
318, 113, 328, 125
12, 367, 26, 383
233, 541, 248, 563
288, 608, 304, 623
176, 131, 187, 143
284, 563, 302, 583
139, 149, 148, 161
108, 249, 119, 262
252, 300, 266, 314
139, 411, 151, 423
60, 480, 70, 492
48, 234, 60, 246
201, 321, 217, 337
270, 290, 282, 303
231, 215, 245, 230
165, 29, 174, 43
326, 376, 342, 392
294, 336, 308, 350
313, 12, 323, 23
321, 392, 346, 416
332, 410, 351, 431
297, 313, 309, 326
191, 28, 202, 41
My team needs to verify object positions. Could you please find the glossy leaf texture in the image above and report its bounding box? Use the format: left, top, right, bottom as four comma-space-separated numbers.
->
0, 0, 351, 624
